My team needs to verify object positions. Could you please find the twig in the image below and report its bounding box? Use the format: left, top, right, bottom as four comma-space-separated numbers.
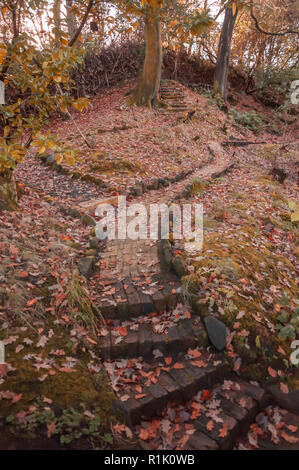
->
56, 84, 92, 148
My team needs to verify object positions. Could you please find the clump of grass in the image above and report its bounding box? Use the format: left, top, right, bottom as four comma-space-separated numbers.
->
181, 273, 200, 305
67, 269, 104, 332
184, 178, 209, 199
229, 109, 264, 132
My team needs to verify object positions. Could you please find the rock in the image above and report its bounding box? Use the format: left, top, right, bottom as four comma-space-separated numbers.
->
46, 153, 56, 165
204, 315, 227, 351
78, 256, 94, 278
161, 240, 172, 267
85, 248, 97, 257
68, 208, 81, 219
218, 259, 240, 281
158, 178, 167, 188
80, 213, 96, 226
79, 196, 119, 214
267, 386, 299, 415
172, 256, 187, 278
134, 184, 143, 196
89, 237, 98, 249
148, 180, 159, 190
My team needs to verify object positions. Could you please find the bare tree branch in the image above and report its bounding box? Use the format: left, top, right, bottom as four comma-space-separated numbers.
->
68, 0, 94, 47
250, 1, 299, 36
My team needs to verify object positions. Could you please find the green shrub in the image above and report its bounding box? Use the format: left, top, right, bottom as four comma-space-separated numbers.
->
229, 109, 264, 132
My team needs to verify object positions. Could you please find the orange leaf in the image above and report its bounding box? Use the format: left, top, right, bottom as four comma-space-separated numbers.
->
206, 420, 214, 431
139, 428, 149, 440
16, 271, 29, 278
165, 357, 172, 365
47, 421, 56, 438
173, 363, 184, 369
280, 431, 298, 444
268, 366, 277, 378
188, 348, 201, 358
12, 393, 22, 404
280, 382, 289, 394
119, 326, 128, 337
219, 423, 228, 438
27, 298, 37, 307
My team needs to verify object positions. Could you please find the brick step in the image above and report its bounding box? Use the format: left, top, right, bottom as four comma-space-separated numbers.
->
160, 87, 182, 91
99, 318, 208, 361
161, 94, 183, 98
161, 97, 184, 102
168, 103, 187, 108
167, 108, 189, 112
137, 377, 268, 450
99, 283, 179, 320
236, 409, 299, 450
115, 354, 231, 426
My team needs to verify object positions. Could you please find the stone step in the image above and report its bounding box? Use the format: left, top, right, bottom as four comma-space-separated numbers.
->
115, 354, 231, 426
99, 283, 179, 320
98, 318, 208, 361
136, 377, 268, 450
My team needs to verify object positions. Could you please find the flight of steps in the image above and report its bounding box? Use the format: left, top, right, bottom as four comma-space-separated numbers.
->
101, 313, 270, 450
160, 80, 189, 113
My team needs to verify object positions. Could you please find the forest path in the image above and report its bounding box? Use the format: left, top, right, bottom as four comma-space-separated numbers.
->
89, 142, 232, 319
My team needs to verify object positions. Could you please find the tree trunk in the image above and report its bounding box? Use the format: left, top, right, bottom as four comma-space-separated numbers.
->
66, 0, 78, 40
53, 0, 62, 47
213, 6, 238, 100
0, 170, 20, 211
129, 11, 162, 108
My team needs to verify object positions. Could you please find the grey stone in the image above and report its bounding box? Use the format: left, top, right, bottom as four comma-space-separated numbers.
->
204, 315, 227, 351
78, 256, 94, 278
172, 256, 187, 278
134, 184, 143, 196
46, 153, 56, 165
89, 237, 98, 249
80, 213, 96, 226
267, 386, 299, 415
68, 208, 81, 219
218, 259, 240, 281
161, 239, 172, 267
